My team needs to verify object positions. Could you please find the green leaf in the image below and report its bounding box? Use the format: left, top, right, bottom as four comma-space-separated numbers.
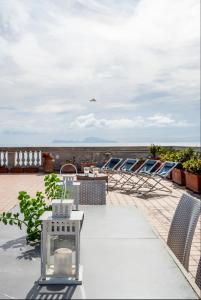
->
3, 219, 7, 225
6, 212, 12, 218
18, 221, 22, 230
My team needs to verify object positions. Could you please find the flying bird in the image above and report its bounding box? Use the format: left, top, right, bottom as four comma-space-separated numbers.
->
89, 98, 96, 102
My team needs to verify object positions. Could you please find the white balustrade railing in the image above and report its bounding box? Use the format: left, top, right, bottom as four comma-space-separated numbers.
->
0, 151, 8, 166
14, 150, 42, 167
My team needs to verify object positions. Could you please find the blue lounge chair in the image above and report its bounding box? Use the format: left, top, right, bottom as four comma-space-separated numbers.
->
102, 157, 123, 172
133, 161, 178, 195
120, 159, 159, 189
109, 158, 139, 188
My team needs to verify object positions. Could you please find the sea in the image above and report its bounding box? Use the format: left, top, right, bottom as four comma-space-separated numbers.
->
0, 142, 200, 147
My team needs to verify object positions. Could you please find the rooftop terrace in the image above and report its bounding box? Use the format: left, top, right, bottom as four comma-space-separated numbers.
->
0, 173, 200, 299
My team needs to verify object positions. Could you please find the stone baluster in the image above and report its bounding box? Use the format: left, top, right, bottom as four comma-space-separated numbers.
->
30, 151, 34, 166
27, 151, 31, 167
0, 152, 2, 166
21, 151, 25, 167
4, 151, 8, 166
33, 151, 37, 166
8, 151, 15, 168
35, 151, 39, 166
36, 151, 41, 166
23, 151, 27, 167
15, 151, 20, 166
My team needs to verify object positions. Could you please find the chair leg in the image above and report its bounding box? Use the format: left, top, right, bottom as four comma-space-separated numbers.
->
111, 172, 135, 189
125, 175, 150, 192
136, 178, 172, 195
119, 173, 136, 188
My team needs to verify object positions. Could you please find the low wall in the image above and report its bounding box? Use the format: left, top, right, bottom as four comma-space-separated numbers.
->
0, 145, 199, 171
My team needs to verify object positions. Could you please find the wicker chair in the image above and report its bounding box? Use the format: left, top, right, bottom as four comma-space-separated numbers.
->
195, 257, 201, 290
167, 193, 201, 270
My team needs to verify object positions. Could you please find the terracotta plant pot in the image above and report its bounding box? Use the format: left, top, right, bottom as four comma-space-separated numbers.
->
0, 166, 9, 173
172, 168, 186, 186
185, 171, 201, 193
43, 158, 55, 173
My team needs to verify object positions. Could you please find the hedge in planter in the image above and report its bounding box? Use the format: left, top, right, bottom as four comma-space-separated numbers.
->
160, 147, 195, 186
183, 159, 201, 193
171, 148, 194, 186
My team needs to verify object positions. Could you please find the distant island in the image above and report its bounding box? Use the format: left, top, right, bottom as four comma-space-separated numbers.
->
52, 136, 117, 144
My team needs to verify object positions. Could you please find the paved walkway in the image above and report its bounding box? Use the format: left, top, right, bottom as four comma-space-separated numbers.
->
0, 173, 200, 282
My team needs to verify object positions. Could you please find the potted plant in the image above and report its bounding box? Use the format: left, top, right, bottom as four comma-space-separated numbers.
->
183, 158, 201, 193
148, 144, 162, 159
42, 152, 55, 173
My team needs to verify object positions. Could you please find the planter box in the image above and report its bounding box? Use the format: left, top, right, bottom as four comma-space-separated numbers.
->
185, 171, 201, 193
172, 168, 186, 186
0, 166, 9, 173
10, 167, 24, 173
167, 172, 172, 180
23, 167, 39, 173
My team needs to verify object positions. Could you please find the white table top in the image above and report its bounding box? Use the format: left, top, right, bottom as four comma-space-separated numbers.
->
0, 205, 198, 299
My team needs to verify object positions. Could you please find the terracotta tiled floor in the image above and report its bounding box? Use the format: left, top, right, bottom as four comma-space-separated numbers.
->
0, 173, 200, 282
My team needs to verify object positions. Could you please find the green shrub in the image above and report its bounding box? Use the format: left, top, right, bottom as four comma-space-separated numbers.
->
159, 149, 178, 162
183, 159, 201, 175
160, 147, 196, 168
0, 173, 67, 243
176, 147, 194, 163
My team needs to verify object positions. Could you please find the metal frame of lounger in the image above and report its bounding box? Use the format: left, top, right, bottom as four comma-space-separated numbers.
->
132, 161, 178, 195
109, 158, 139, 189
119, 159, 160, 190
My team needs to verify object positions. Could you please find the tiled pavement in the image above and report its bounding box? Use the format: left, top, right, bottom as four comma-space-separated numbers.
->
0, 173, 200, 282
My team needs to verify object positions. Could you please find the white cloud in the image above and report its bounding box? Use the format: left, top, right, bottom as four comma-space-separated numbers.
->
70, 113, 191, 129
148, 114, 175, 125
31, 102, 85, 114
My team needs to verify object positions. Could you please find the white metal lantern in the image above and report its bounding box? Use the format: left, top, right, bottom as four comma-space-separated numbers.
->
39, 199, 84, 285
56, 180, 81, 211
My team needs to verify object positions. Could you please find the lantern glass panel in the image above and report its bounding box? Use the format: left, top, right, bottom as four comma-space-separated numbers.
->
46, 234, 76, 277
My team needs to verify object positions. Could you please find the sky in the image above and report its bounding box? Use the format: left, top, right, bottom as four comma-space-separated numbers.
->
0, 0, 200, 145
